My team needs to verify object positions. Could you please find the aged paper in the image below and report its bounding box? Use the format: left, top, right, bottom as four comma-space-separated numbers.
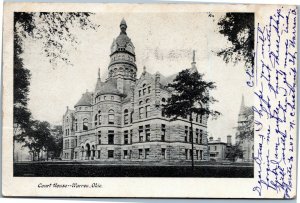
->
2, 3, 297, 198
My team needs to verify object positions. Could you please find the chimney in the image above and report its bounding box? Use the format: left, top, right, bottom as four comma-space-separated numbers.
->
209, 137, 213, 142
217, 137, 221, 142
227, 135, 232, 146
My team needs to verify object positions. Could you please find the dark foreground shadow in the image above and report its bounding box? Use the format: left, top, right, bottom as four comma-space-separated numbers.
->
14, 162, 254, 177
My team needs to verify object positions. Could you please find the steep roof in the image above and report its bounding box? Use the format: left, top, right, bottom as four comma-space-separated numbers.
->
97, 78, 122, 96
74, 92, 92, 107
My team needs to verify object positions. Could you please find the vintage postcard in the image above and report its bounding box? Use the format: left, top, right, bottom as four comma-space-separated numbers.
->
2, 2, 297, 198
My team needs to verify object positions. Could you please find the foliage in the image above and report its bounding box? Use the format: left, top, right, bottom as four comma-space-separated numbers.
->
162, 69, 220, 169
216, 13, 254, 68
14, 12, 99, 65
163, 69, 220, 119
225, 145, 244, 162
13, 12, 98, 153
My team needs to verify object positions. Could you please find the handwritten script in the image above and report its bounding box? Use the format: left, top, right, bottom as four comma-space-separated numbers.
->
248, 8, 297, 198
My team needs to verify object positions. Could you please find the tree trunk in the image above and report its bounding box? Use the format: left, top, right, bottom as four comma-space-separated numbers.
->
190, 113, 194, 171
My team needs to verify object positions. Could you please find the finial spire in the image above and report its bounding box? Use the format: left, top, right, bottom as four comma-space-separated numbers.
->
98, 68, 100, 79
239, 94, 245, 112
120, 18, 127, 34
193, 50, 195, 63
143, 66, 146, 73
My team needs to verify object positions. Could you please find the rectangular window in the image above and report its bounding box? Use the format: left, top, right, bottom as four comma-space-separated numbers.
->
185, 149, 188, 160
200, 130, 203, 144
108, 114, 114, 124
74, 152, 78, 159
98, 150, 101, 159
184, 126, 188, 142
139, 126, 144, 142
124, 114, 129, 125
196, 150, 199, 160
130, 129, 133, 144
200, 115, 203, 123
196, 129, 199, 144
215, 146, 217, 150
189, 149, 193, 160
123, 150, 128, 159
148, 86, 151, 94
139, 90, 141, 97
189, 127, 192, 143
139, 107, 144, 119
200, 150, 203, 160
98, 131, 101, 144
161, 124, 166, 141
124, 130, 128, 144
129, 150, 132, 159
161, 148, 166, 159
143, 88, 146, 95
108, 150, 114, 158
71, 139, 75, 148
145, 125, 150, 141
108, 130, 114, 144
75, 139, 77, 147
145, 105, 150, 118
139, 149, 143, 159
208, 146, 210, 150
145, 148, 150, 159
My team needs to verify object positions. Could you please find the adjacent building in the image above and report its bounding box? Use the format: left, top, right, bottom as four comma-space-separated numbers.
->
62, 19, 209, 162
208, 135, 232, 161
235, 96, 254, 162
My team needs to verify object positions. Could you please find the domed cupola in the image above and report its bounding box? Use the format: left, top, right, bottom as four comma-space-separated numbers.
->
108, 18, 137, 82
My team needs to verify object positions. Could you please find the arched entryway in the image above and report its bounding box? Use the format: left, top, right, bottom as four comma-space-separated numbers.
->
86, 143, 91, 160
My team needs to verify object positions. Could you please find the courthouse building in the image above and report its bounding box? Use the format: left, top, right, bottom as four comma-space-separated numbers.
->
62, 19, 209, 162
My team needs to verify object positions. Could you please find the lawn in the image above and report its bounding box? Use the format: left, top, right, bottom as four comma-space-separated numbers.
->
14, 161, 253, 177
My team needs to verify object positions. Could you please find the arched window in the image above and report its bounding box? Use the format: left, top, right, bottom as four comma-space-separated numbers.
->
146, 98, 150, 103
66, 117, 69, 123
108, 110, 115, 124
139, 107, 144, 119
139, 101, 143, 105
196, 114, 199, 122
161, 98, 166, 103
98, 111, 102, 125
83, 118, 88, 131
124, 109, 129, 125
94, 114, 98, 126
143, 84, 146, 95
75, 119, 78, 131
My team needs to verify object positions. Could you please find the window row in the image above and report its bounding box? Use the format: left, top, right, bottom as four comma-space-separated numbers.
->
64, 139, 78, 149
96, 125, 165, 145
185, 149, 204, 160
184, 126, 204, 144
95, 95, 116, 103
138, 83, 151, 97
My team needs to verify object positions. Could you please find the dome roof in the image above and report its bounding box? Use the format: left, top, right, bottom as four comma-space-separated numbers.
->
110, 18, 135, 55
75, 92, 92, 107
116, 33, 132, 48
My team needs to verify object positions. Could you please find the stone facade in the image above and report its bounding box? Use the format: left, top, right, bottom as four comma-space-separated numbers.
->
62, 19, 209, 163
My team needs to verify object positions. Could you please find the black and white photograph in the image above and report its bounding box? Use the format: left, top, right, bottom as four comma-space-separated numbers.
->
2, 2, 297, 198
13, 10, 254, 177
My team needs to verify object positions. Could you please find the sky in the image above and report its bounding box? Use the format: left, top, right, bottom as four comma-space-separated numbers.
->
22, 12, 253, 143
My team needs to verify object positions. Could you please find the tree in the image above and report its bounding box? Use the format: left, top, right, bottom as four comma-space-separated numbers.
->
13, 12, 99, 160
225, 145, 244, 162
216, 13, 254, 68
23, 120, 53, 161
163, 69, 220, 170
